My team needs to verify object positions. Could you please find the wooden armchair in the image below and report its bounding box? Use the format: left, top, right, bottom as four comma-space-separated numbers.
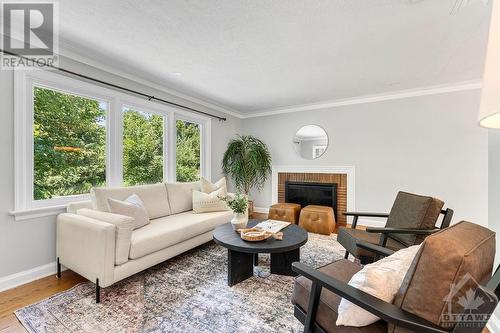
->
337, 191, 454, 263
292, 221, 498, 333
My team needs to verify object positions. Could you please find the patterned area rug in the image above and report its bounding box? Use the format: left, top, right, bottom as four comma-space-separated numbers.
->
16, 233, 345, 333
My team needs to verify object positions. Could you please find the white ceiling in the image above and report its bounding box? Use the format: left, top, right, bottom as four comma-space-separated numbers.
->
57, 0, 492, 115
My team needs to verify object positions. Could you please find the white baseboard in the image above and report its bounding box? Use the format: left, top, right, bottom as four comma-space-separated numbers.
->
356, 218, 386, 227
488, 314, 500, 333
254, 206, 269, 214
0, 261, 65, 292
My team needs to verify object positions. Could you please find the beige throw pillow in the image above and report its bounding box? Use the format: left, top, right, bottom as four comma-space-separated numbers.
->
107, 194, 150, 230
192, 188, 229, 213
201, 177, 227, 194
336, 245, 421, 327
76, 208, 134, 265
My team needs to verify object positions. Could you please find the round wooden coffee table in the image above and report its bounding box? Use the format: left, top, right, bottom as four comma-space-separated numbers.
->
213, 220, 308, 286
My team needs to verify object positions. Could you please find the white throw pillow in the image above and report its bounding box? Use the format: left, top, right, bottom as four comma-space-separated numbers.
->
76, 208, 134, 265
192, 188, 229, 213
107, 194, 150, 230
336, 245, 421, 327
201, 177, 227, 194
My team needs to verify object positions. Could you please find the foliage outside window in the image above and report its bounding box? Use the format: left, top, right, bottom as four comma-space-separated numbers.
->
33, 87, 106, 200
123, 108, 164, 186
176, 120, 201, 182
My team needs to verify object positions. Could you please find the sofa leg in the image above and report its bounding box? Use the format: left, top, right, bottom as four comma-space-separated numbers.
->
56, 257, 61, 278
95, 279, 101, 303
344, 251, 349, 259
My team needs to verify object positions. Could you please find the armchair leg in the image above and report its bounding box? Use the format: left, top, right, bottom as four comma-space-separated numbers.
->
95, 279, 100, 303
344, 251, 349, 259
56, 257, 61, 278
303, 281, 322, 333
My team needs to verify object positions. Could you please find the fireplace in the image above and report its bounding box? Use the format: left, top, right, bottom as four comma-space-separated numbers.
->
272, 166, 355, 227
285, 181, 338, 219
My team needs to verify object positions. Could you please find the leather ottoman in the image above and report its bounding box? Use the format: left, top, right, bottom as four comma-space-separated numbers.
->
299, 205, 335, 235
268, 203, 301, 224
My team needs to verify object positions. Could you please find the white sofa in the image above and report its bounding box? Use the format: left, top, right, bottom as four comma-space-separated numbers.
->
56, 181, 232, 302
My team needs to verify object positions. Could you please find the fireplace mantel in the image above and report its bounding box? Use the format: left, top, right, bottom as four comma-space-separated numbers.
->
271, 165, 355, 213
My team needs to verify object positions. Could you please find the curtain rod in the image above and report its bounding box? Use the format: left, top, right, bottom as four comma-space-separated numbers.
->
0, 49, 227, 122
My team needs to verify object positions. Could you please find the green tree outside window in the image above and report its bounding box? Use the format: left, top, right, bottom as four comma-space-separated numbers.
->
176, 120, 200, 182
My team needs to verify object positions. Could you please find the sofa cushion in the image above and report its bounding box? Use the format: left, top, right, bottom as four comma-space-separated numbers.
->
201, 177, 227, 194
192, 188, 229, 213
91, 183, 171, 219
292, 259, 387, 333
389, 221, 495, 332
129, 210, 232, 259
107, 194, 150, 229
385, 191, 444, 246
165, 181, 201, 214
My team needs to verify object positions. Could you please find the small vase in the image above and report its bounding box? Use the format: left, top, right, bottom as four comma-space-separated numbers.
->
231, 212, 248, 230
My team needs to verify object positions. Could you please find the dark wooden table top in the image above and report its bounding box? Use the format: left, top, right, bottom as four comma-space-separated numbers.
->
213, 220, 308, 254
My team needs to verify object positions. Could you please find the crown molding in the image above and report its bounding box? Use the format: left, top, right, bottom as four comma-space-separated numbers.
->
53, 43, 484, 120
241, 80, 483, 119
57, 43, 245, 119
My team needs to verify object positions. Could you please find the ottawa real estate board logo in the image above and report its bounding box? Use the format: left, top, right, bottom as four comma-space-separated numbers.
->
1, 1, 58, 69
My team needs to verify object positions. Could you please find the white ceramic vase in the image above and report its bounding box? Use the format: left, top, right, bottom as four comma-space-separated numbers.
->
231, 212, 248, 230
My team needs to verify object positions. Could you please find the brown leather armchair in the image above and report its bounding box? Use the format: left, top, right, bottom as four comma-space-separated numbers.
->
292, 221, 498, 333
337, 191, 454, 264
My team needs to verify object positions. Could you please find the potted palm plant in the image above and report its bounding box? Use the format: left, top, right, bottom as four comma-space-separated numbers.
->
222, 135, 272, 217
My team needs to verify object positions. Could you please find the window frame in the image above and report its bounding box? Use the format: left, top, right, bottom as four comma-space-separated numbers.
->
12, 69, 211, 217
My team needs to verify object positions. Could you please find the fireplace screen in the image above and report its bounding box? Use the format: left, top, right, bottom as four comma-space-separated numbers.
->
284, 181, 337, 218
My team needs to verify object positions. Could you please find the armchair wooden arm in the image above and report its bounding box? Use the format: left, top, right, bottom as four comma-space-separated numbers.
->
291, 262, 448, 333
355, 239, 395, 258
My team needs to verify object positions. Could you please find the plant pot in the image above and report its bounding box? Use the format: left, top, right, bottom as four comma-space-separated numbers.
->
231, 212, 248, 230
248, 200, 254, 218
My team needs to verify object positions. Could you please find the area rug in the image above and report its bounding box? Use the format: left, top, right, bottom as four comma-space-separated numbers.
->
16, 233, 345, 333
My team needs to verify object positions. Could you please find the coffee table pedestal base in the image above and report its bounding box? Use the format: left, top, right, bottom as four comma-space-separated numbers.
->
270, 248, 300, 276
227, 248, 299, 286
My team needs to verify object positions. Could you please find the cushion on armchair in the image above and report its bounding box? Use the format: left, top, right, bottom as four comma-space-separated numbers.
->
385, 191, 444, 246
389, 221, 495, 332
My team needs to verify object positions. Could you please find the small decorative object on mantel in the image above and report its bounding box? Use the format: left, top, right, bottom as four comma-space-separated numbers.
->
219, 193, 249, 230
238, 228, 283, 242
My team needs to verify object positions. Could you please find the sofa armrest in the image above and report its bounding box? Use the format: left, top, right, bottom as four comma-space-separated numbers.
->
56, 213, 115, 287
76, 209, 134, 266
66, 200, 93, 213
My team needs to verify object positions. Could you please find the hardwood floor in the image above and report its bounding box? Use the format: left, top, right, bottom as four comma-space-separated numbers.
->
0, 270, 85, 333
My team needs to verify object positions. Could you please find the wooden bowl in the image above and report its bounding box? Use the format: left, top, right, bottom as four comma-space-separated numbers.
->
239, 228, 271, 242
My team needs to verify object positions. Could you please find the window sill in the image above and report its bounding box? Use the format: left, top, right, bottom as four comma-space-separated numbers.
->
9, 205, 67, 221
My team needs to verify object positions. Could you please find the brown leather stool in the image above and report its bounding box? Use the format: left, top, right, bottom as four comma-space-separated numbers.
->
299, 205, 335, 235
268, 203, 301, 224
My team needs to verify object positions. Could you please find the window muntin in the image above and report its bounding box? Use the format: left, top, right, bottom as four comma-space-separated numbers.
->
122, 107, 164, 186
33, 86, 107, 200
176, 119, 201, 182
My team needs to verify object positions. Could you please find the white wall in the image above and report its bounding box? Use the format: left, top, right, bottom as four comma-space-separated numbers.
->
242, 90, 489, 226
0, 58, 242, 280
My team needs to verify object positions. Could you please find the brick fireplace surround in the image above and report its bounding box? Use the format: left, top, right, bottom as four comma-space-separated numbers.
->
271, 166, 355, 228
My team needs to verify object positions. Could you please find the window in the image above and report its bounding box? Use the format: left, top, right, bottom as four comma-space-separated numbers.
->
13, 70, 211, 218
33, 86, 107, 200
176, 120, 201, 182
122, 107, 164, 186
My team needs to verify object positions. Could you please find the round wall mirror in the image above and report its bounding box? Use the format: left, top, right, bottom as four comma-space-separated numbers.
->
293, 125, 329, 160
